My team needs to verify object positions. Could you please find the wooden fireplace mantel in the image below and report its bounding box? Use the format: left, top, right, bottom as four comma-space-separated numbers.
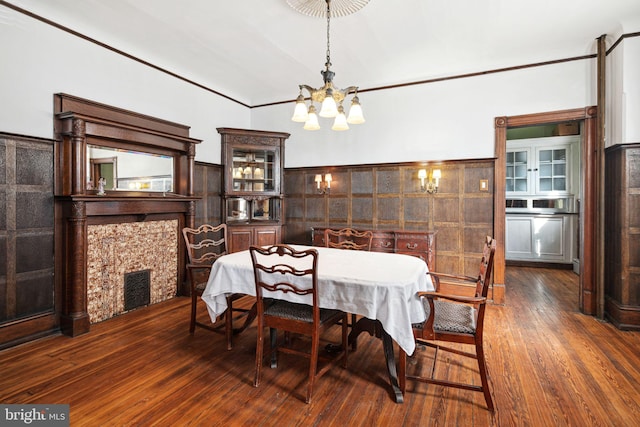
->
53, 94, 202, 336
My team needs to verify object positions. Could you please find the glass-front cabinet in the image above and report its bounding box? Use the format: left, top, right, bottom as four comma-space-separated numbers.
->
229, 148, 277, 193
506, 136, 577, 197
218, 128, 290, 252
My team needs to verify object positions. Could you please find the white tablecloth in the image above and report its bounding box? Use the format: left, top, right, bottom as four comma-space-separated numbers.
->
201, 245, 433, 354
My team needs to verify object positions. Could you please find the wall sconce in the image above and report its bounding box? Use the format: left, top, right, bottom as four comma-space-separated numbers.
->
315, 173, 332, 194
418, 169, 441, 193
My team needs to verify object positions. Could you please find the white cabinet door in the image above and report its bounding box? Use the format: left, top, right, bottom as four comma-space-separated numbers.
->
505, 216, 534, 257
535, 145, 569, 194
532, 216, 564, 259
506, 148, 531, 194
506, 215, 573, 263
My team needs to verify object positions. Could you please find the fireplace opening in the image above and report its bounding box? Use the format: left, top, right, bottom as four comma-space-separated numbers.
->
124, 270, 151, 311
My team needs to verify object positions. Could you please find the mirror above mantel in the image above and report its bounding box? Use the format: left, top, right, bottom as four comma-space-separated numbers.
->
87, 145, 174, 193
53, 93, 200, 198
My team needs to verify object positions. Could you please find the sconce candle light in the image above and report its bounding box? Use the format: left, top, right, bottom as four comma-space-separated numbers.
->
315, 173, 332, 194
418, 168, 441, 193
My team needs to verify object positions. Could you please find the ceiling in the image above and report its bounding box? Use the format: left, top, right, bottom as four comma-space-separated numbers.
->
6, 0, 640, 107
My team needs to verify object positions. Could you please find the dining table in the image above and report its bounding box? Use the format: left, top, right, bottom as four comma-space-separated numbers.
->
201, 244, 434, 403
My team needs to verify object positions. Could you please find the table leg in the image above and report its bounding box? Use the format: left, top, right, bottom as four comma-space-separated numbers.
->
348, 317, 404, 403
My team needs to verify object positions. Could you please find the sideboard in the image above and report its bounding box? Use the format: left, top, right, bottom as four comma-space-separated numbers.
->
311, 227, 436, 271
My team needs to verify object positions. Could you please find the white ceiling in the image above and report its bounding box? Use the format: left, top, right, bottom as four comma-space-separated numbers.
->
7, 0, 640, 107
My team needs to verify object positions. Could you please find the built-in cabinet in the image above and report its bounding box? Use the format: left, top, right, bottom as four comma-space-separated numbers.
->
505, 135, 580, 264
218, 128, 290, 253
505, 214, 575, 263
604, 143, 640, 330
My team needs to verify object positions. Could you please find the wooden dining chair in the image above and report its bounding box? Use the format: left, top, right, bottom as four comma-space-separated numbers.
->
324, 227, 373, 251
324, 227, 373, 330
182, 223, 246, 350
399, 236, 497, 412
249, 244, 348, 404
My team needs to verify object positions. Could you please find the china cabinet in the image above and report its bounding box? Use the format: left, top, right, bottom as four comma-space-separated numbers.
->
506, 135, 579, 197
218, 128, 290, 252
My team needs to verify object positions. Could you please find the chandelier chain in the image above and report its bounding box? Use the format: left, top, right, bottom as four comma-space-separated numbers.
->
325, 0, 331, 70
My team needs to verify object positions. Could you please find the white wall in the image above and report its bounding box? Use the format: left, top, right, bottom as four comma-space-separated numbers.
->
621, 36, 640, 143
0, 7, 248, 165
606, 35, 640, 147
4, 6, 637, 168
252, 59, 597, 168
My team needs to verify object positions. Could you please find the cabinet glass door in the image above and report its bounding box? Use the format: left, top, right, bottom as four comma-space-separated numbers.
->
231, 148, 276, 192
537, 148, 567, 192
506, 150, 529, 193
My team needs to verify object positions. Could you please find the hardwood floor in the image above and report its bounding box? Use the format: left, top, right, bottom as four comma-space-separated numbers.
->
1, 267, 640, 426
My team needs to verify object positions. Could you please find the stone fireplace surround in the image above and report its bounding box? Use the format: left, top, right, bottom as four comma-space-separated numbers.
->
87, 220, 178, 323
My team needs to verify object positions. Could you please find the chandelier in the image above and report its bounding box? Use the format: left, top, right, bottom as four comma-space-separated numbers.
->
289, 0, 367, 131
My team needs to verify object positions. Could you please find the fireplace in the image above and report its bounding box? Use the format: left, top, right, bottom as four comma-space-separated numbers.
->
54, 94, 201, 336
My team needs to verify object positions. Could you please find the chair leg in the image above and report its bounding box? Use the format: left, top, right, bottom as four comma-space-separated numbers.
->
306, 332, 320, 404
225, 297, 233, 350
254, 323, 264, 388
342, 315, 349, 368
189, 293, 197, 334
476, 341, 494, 412
270, 328, 278, 368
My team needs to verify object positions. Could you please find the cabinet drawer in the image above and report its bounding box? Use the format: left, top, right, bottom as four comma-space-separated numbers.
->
311, 227, 326, 247
396, 234, 431, 253
371, 231, 394, 252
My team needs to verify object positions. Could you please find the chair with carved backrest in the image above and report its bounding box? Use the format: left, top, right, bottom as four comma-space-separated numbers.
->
399, 236, 497, 412
324, 228, 374, 330
182, 223, 247, 350
250, 244, 348, 404
324, 227, 373, 252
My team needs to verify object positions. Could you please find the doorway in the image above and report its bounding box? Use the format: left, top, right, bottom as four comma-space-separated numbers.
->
90, 156, 117, 190
505, 123, 580, 270
494, 107, 599, 315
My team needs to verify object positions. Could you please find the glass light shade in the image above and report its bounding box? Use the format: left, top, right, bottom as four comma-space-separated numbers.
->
303, 106, 320, 130
319, 94, 338, 118
418, 169, 427, 180
325, 173, 332, 188
331, 107, 349, 131
346, 96, 365, 124
291, 97, 309, 122
315, 174, 322, 183
432, 169, 442, 179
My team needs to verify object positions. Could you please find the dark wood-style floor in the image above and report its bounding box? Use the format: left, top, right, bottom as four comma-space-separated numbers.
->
2, 267, 640, 426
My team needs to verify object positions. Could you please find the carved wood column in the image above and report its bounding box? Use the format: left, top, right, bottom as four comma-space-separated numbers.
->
60, 200, 90, 336
187, 143, 196, 197
71, 118, 86, 196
